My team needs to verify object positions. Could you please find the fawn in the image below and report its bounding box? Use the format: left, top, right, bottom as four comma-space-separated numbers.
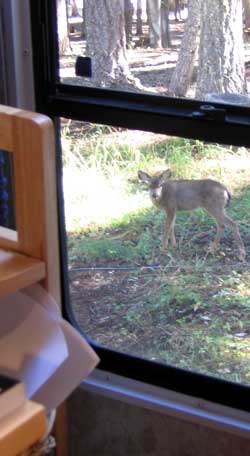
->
138, 169, 246, 262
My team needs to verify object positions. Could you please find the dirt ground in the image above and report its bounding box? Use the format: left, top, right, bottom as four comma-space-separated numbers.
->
60, 18, 188, 94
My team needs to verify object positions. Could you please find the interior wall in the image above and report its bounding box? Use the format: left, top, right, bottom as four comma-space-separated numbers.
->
67, 388, 250, 456
0, 0, 34, 110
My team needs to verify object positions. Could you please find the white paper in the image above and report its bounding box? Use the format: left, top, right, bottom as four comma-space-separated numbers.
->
0, 290, 68, 397
33, 319, 99, 411
23, 284, 61, 319
0, 285, 99, 410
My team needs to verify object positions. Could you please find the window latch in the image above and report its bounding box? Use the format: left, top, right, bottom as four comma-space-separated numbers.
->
75, 56, 92, 78
191, 104, 226, 122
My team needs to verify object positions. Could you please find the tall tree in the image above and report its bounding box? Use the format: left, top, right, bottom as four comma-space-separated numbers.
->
147, 0, 162, 47
169, 0, 201, 96
71, 0, 80, 16
136, 0, 143, 36
243, 0, 250, 31
147, 0, 171, 48
196, 0, 246, 98
161, 1, 171, 48
57, 0, 71, 54
124, 0, 134, 46
85, 0, 141, 89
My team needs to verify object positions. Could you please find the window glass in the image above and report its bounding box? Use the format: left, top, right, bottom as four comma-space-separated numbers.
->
61, 118, 250, 385
58, 1, 250, 106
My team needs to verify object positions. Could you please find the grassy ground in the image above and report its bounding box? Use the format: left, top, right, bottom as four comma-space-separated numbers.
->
62, 120, 250, 385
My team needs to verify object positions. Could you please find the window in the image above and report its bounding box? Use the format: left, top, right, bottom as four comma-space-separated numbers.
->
30, 0, 250, 412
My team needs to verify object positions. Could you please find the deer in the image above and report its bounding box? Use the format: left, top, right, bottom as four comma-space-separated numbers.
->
138, 169, 246, 262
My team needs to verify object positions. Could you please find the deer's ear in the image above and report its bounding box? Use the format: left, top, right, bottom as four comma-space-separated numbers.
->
138, 171, 151, 184
161, 169, 172, 181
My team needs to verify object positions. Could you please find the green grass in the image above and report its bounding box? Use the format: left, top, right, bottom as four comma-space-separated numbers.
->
62, 121, 250, 384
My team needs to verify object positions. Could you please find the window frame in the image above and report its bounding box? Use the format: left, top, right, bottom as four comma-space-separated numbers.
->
30, 0, 250, 415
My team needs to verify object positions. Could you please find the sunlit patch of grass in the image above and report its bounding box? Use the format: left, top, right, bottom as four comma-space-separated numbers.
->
63, 164, 150, 232
196, 147, 250, 193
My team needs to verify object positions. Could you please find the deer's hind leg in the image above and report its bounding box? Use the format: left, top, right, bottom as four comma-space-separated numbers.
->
208, 209, 246, 262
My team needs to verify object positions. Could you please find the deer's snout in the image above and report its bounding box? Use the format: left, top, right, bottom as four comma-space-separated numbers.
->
150, 186, 162, 200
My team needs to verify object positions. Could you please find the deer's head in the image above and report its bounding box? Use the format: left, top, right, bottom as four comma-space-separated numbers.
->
138, 169, 172, 202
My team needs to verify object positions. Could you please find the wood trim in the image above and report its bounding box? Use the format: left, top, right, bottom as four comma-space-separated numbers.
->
0, 106, 20, 151
0, 248, 45, 298
53, 403, 69, 456
0, 401, 47, 456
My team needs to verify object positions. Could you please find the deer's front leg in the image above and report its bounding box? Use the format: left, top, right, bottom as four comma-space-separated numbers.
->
170, 225, 177, 247
162, 210, 176, 252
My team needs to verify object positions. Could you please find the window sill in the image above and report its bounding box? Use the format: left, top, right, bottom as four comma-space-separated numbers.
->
82, 369, 250, 438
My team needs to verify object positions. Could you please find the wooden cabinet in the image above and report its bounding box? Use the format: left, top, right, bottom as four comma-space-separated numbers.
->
0, 105, 65, 455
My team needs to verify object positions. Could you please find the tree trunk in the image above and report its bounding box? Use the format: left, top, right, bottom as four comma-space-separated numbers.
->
136, 0, 143, 35
57, 0, 71, 55
82, 0, 86, 37
85, 0, 141, 88
243, 0, 250, 30
147, 0, 162, 47
124, 0, 134, 46
168, 0, 201, 96
196, 0, 246, 99
161, 1, 171, 48
71, 0, 80, 16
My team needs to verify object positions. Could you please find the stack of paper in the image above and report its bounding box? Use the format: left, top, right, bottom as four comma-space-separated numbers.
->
0, 284, 99, 412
